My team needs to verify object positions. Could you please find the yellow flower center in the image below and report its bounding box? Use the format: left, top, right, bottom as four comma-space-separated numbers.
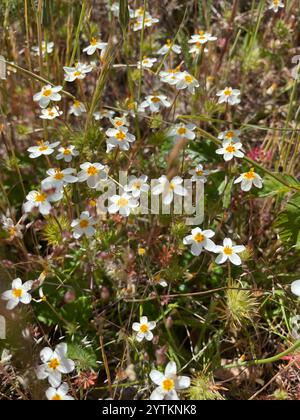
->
274, 0, 279, 5
39, 145, 49, 151
63, 148, 71, 155
225, 131, 234, 139
74, 71, 81, 77
133, 181, 141, 189
151, 96, 161, 103
162, 378, 174, 392
185, 75, 193, 84
223, 246, 233, 255
199, 30, 205, 35
138, 247, 146, 256
90, 37, 98, 46
8, 226, 16, 237
169, 182, 175, 191
194, 232, 204, 243
74, 100, 81, 107
48, 358, 60, 370
47, 108, 55, 117
54, 170, 64, 180
87, 166, 98, 176
154, 274, 161, 283
196, 170, 203, 176
178, 127, 187, 135
52, 394, 62, 400
43, 88, 52, 97
12, 288, 23, 298
166, 39, 172, 47
116, 131, 126, 140
244, 170, 255, 180
35, 192, 47, 203
115, 120, 123, 127
226, 144, 236, 153
224, 88, 232, 96
117, 197, 129, 208
79, 219, 89, 229
140, 324, 149, 333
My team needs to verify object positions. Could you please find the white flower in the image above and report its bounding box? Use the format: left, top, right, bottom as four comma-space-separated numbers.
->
133, 15, 159, 32
188, 30, 217, 45
40, 106, 63, 120
83, 37, 107, 55
152, 273, 168, 288
71, 211, 96, 239
216, 87, 241, 105
36, 342, 75, 388
56, 145, 79, 162
27, 140, 60, 158
1, 215, 23, 239
42, 168, 78, 189
152, 176, 187, 205
214, 238, 245, 266
234, 168, 263, 192
32, 41, 54, 56
93, 109, 115, 120
2, 278, 33, 310
78, 162, 108, 188
216, 140, 244, 161
149, 361, 190, 400
189, 164, 210, 183
23, 189, 61, 215
218, 129, 241, 143
269, 0, 284, 13
33, 85, 62, 108
46, 383, 74, 401
183, 228, 216, 256
124, 175, 149, 198
69, 100, 86, 116
140, 95, 171, 113
189, 42, 208, 55
109, 115, 129, 128
137, 56, 157, 69
105, 127, 136, 152
175, 71, 200, 93
291, 280, 300, 297
108, 193, 138, 217
63, 63, 93, 82
169, 123, 196, 141
157, 40, 182, 55
132, 316, 156, 342
159, 68, 182, 85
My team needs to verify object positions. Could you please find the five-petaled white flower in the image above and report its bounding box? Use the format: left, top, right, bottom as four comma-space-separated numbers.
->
110, 115, 129, 128
214, 238, 245, 266
1, 215, 23, 240
63, 63, 93, 82
132, 316, 156, 342
137, 56, 157, 69
78, 162, 108, 188
218, 129, 241, 143
2, 278, 33, 310
33, 85, 62, 108
152, 176, 187, 205
216, 87, 241, 105
189, 42, 208, 55
291, 280, 300, 297
42, 168, 78, 189
269, 0, 284, 13
159, 67, 182, 85
124, 175, 149, 198
71, 211, 96, 239
157, 39, 181, 55
140, 95, 171, 113
183, 228, 216, 256
216, 140, 244, 161
23, 189, 61, 215
189, 164, 210, 183
27, 140, 60, 159
36, 342, 75, 388
169, 123, 196, 141
188, 30, 217, 45
56, 145, 79, 162
108, 193, 138, 217
175, 71, 200, 93
46, 383, 74, 401
40, 106, 63, 120
234, 168, 263, 192
69, 100, 86, 116
149, 361, 190, 400
105, 127, 136, 152
93, 109, 115, 121
32, 41, 54, 56
133, 14, 159, 32
83, 37, 107, 55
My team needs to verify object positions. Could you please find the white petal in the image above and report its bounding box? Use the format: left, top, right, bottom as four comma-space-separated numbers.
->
165, 361, 177, 377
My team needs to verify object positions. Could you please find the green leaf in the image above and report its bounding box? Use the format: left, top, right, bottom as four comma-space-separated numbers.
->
119, 0, 129, 35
